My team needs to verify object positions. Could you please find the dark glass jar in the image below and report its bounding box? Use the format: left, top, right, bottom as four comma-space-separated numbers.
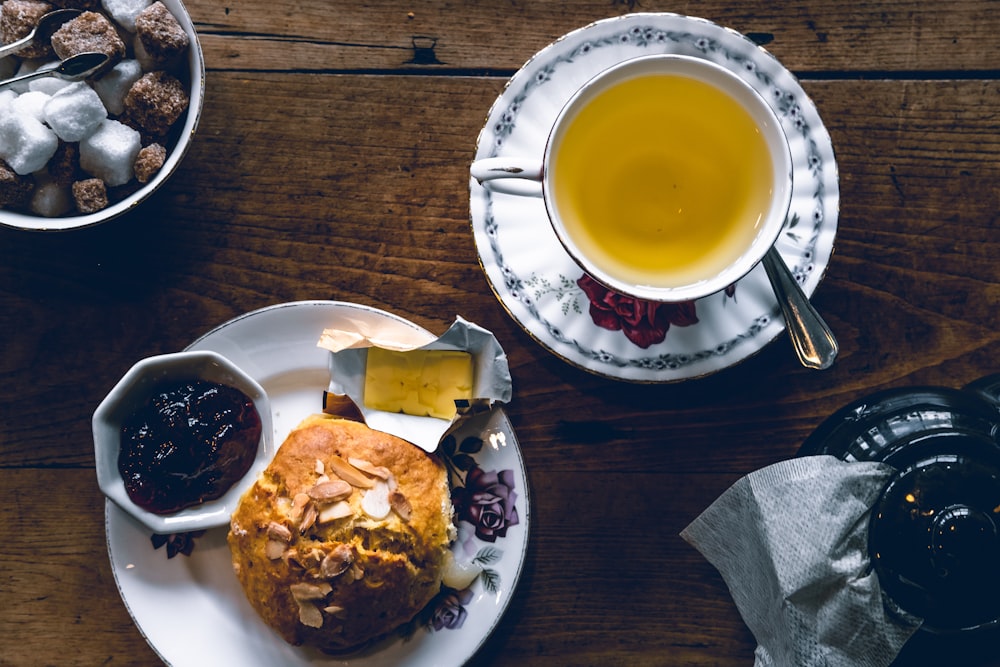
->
799, 374, 1000, 634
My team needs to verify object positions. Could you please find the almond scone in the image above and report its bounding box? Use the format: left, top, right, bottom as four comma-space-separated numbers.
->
228, 414, 455, 652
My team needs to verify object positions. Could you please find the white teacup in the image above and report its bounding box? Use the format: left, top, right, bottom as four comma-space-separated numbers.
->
471, 54, 793, 303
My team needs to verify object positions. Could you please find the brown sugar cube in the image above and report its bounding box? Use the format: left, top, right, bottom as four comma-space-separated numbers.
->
0, 0, 54, 60
50, 11, 125, 65
0, 160, 36, 210
133, 143, 166, 184
122, 71, 189, 136
71, 178, 108, 213
135, 1, 189, 67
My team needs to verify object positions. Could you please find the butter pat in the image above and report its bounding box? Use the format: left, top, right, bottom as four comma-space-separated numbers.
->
363, 348, 473, 420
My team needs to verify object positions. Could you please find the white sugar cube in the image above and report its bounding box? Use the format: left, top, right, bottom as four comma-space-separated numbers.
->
102, 0, 152, 32
30, 179, 73, 217
0, 89, 16, 114
28, 61, 73, 96
92, 59, 142, 116
0, 113, 59, 175
10, 90, 51, 123
80, 119, 141, 186
44, 82, 108, 142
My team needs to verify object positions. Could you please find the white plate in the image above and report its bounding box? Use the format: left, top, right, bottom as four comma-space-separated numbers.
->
470, 12, 839, 382
105, 301, 530, 666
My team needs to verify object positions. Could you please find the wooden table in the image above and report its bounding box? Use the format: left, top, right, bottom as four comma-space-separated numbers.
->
2, 1, 999, 665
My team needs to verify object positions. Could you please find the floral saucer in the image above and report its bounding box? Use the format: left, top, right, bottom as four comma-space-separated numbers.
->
470, 12, 839, 382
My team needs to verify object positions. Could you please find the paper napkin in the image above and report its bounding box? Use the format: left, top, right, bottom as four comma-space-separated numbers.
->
681, 455, 923, 667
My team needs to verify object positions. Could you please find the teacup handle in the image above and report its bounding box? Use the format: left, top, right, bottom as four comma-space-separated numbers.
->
470, 157, 543, 197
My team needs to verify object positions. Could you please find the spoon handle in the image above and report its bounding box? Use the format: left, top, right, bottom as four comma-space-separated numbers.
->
0, 33, 34, 60
0, 68, 45, 91
0, 9, 81, 59
762, 247, 839, 370
0, 53, 109, 91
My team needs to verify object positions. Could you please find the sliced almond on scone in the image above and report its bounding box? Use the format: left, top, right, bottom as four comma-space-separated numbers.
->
348, 457, 391, 480
308, 479, 353, 502
361, 481, 391, 519
326, 454, 376, 488
297, 601, 324, 628
318, 500, 353, 524
290, 581, 331, 601
320, 544, 354, 579
267, 521, 293, 542
265, 539, 287, 560
389, 491, 412, 522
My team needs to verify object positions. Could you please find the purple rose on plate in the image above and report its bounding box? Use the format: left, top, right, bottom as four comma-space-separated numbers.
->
452, 466, 519, 542
430, 587, 474, 631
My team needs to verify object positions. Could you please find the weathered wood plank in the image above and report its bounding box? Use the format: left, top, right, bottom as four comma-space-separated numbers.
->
182, 0, 1000, 74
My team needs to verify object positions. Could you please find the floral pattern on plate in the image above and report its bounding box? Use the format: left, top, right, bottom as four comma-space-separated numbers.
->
470, 12, 839, 382
402, 428, 523, 639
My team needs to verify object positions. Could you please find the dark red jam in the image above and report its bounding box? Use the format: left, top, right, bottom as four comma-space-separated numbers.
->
118, 379, 262, 515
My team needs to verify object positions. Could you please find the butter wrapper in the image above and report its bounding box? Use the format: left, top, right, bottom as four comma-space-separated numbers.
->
317, 317, 512, 452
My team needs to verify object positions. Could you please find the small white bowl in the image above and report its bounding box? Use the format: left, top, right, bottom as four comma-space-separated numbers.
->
0, 0, 205, 231
94, 350, 273, 534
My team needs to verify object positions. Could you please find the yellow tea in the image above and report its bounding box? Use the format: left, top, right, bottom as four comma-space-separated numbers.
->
550, 73, 775, 290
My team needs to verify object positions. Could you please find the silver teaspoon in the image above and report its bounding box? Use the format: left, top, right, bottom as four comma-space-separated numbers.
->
761, 246, 839, 370
0, 8, 81, 59
0, 52, 110, 91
